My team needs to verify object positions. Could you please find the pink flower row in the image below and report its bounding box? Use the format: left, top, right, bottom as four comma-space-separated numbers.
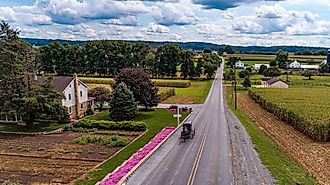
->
100, 127, 176, 185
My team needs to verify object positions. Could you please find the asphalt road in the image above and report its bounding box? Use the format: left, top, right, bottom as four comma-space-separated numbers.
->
128, 65, 234, 185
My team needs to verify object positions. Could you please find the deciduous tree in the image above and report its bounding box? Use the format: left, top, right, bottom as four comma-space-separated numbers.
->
88, 87, 111, 110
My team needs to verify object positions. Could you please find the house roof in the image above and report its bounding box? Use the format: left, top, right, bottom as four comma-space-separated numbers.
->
261, 77, 272, 81
300, 65, 319, 69
266, 78, 288, 85
32, 76, 74, 92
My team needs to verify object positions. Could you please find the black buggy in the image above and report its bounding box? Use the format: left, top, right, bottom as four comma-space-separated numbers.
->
180, 120, 195, 142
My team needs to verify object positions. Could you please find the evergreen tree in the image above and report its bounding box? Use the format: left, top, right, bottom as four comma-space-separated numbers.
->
242, 77, 251, 89
109, 82, 138, 121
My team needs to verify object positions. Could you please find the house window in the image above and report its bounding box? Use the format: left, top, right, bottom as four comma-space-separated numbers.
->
81, 104, 84, 109
80, 91, 83, 97
69, 85, 71, 88
68, 94, 71, 100
68, 107, 72, 114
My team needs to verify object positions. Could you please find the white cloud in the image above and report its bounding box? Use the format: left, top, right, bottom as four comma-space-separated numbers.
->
147, 22, 170, 33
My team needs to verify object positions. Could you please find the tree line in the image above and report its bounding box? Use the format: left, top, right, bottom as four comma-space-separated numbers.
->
39, 41, 221, 79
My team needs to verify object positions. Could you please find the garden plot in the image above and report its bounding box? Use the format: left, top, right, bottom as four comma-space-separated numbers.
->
0, 131, 142, 184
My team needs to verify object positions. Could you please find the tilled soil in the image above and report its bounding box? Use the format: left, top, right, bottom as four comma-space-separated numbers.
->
238, 93, 330, 185
0, 132, 139, 185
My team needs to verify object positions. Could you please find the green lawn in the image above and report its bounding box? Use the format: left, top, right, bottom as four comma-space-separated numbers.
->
75, 109, 188, 185
174, 80, 213, 104
225, 88, 318, 185
0, 122, 66, 133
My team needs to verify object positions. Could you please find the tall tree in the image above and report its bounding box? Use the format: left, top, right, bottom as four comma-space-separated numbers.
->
263, 67, 281, 78
109, 82, 138, 121
181, 50, 196, 79
195, 58, 203, 77
115, 68, 159, 109
276, 50, 289, 69
0, 21, 20, 42
242, 77, 251, 89
156, 44, 182, 77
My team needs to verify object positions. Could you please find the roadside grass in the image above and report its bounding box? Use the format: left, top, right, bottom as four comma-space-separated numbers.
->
173, 80, 212, 104
74, 109, 188, 185
0, 123, 66, 133
225, 88, 318, 185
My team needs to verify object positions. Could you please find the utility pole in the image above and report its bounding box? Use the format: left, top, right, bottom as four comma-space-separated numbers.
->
233, 62, 237, 110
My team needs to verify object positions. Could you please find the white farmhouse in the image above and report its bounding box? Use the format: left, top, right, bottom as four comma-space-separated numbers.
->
34, 75, 94, 119
288, 60, 301, 69
253, 64, 270, 70
235, 60, 246, 69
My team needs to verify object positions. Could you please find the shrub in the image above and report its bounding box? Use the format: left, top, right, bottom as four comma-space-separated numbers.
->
73, 120, 147, 131
74, 135, 129, 148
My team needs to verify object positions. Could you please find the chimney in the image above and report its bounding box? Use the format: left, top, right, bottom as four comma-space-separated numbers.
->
73, 73, 80, 118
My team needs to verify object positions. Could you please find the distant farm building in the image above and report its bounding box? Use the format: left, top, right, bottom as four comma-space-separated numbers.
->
288, 60, 301, 69
261, 78, 289, 88
235, 60, 247, 69
300, 65, 319, 70
253, 64, 270, 70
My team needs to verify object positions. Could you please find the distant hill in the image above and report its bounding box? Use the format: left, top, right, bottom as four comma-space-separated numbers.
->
21, 38, 329, 54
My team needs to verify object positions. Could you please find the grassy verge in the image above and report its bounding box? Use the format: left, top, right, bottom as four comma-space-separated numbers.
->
173, 80, 213, 104
75, 109, 188, 185
225, 88, 318, 185
0, 123, 66, 133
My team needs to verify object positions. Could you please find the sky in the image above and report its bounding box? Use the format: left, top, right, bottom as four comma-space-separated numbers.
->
1, 0, 330, 47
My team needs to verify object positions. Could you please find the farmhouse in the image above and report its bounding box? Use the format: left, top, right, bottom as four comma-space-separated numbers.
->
262, 78, 289, 88
42, 74, 94, 119
288, 60, 301, 69
235, 60, 247, 69
0, 75, 94, 123
253, 64, 270, 70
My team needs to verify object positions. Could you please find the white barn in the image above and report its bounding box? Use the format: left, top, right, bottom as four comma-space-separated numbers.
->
253, 64, 270, 70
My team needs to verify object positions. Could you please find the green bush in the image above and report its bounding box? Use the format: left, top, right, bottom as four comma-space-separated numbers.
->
64, 126, 98, 132
73, 120, 147, 131
74, 135, 129, 148
153, 80, 191, 88
158, 88, 175, 101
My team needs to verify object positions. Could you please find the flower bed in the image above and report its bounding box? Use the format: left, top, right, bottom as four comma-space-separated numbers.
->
99, 127, 176, 185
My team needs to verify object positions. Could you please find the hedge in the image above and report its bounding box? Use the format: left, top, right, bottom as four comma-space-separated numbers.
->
158, 88, 175, 101
153, 80, 191, 88
74, 120, 147, 131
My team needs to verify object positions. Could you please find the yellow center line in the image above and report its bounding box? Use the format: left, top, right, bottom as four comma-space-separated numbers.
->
186, 119, 211, 185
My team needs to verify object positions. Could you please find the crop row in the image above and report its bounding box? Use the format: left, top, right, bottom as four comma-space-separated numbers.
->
74, 120, 147, 132
80, 77, 191, 88
249, 88, 330, 142
74, 135, 129, 148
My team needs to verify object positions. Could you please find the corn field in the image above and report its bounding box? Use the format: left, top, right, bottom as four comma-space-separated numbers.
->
249, 88, 330, 142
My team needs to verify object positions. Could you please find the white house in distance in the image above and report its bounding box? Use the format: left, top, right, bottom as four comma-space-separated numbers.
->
235, 60, 247, 69
33, 74, 94, 119
288, 60, 301, 69
253, 64, 270, 70
261, 78, 289, 88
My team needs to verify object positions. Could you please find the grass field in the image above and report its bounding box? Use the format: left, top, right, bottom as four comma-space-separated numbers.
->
249, 88, 330, 141
162, 80, 213, 104
226, 88, 318, 185
75, 109, 188, 185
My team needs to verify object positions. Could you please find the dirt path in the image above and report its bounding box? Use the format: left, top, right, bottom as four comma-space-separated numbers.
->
238, 93, 330, 185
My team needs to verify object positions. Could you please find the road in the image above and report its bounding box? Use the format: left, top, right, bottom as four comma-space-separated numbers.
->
127, 64, 234, 185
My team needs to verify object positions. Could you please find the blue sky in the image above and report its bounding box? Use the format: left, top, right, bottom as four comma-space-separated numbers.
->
1, 0, 330, 47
